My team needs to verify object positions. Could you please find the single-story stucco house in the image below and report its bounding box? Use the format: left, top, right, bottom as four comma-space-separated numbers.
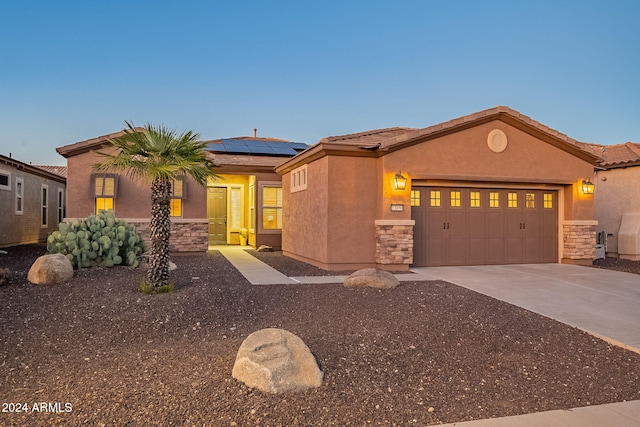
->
275, 106, 602, 271
0, 154, 67, 248
586, 142, 640, 260
56, 131, 308, 251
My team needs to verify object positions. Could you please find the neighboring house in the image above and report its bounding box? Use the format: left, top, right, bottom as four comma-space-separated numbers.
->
587, 142, 640, 259
56, 131, 307, 251
0, 154, 67, 248
276, 106, 602, 271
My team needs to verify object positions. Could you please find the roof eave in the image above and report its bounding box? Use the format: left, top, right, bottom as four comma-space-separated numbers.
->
381, 109, 602, 165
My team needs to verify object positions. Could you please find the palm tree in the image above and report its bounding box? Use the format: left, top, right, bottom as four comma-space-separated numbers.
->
94, 122, 216, 288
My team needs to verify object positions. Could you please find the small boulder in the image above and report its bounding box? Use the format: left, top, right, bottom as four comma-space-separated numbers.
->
344, 268, 400, 289
232, 328, 323, 394
27, 254, 74, 285
0, 268, 12, 286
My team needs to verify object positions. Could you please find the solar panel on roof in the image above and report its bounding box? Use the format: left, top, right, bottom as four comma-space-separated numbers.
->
208, 139, 308, 156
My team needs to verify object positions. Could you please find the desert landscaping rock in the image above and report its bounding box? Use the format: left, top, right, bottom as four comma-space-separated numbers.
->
27, 253, 74, 284
0, 268, 11, 286
2, 245, 640, 426
232, 328, 323, 394
344, 268, 400, 289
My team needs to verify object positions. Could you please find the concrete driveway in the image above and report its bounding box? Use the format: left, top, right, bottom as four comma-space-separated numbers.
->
411, 264, 640, 351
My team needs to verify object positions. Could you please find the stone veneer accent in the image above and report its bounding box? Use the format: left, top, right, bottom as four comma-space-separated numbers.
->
562, 220, 597, 262
375, 220, 414, 265
128, 219, 208, 252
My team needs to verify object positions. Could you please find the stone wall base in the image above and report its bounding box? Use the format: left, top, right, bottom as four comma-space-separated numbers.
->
562, 221, 597, 264
375, 220, 414, 267
128, 219, 208, 252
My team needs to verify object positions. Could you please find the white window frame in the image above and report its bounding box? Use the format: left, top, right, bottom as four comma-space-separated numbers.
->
15, 177, 24, 215
0, 169, 10, 191
41, 184, 48, 228
249, 181, 255, 233
259, 182, 283, 233
57, 188, 64, 223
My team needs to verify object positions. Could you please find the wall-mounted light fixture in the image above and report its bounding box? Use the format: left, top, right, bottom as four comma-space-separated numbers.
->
393, 171, 407, 190
581, 178, 595, 194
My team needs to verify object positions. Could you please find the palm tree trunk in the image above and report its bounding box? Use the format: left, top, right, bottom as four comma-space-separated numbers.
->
148, 177, 171, 287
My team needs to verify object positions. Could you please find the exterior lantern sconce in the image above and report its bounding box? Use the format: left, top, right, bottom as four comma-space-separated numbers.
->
393, 171, 407, 190
581, 178, 595, 195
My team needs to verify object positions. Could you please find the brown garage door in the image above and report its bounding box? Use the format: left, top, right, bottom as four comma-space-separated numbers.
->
411, 187, 557, 266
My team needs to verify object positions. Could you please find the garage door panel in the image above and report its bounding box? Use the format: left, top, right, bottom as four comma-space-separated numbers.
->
448, 209, 467, 265
425, 208, 447, 266
412, 187, 558, 266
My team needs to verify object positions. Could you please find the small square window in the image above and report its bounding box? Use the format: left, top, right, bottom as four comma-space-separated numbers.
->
526, 193, 535, 208
508, 192, 518, 208
470, 191, 480, 208
0, 170, 10, 191
410, 190, 420, 207
544, 193, 553, 209
430, 190, 441, 207
489, 192, 499, 208
450, 191, 461, 207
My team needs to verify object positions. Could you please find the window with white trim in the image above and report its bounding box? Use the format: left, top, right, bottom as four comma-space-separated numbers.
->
57, 188, 65, 222
93, 174, 117, 213
249, 182, 255, 232
262, 185, 282, 230
15, 178, 24, 215
41, 184, 48, 227
0, 169, 10, 191
170, 178, 185, 217
291, 165, 307, 192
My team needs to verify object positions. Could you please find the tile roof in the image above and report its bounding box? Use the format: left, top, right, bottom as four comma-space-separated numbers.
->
320, 127, 417, 147
320, 106, 599, 162
57, 128, 145, 157
210, 153, 290, 168
585, 142, 640, 168
0, 154, 66, 183
276, 106, 602, 174
33, 165, 68, 178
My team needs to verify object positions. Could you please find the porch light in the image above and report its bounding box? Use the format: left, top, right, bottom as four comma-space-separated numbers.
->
581, 178, 595, 195
393, 171, 407, 190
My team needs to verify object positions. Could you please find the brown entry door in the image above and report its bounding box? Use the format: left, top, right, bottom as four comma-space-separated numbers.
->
208, 187, 227, 245
412, 187, 558, 266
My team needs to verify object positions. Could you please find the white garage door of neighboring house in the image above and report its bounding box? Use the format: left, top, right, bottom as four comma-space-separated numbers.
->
411, 187, 558, 266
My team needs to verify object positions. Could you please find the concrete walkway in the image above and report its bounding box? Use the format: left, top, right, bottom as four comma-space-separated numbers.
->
213, 248, 640, 426
437, 400, 640, 427
214, 246, 299, 285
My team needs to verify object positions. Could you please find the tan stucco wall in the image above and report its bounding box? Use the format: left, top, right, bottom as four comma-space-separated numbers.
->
283, 156, 379, 268
594, 166, 640, 256
325, 156, 378, 265
282, 157, 329, 264
0, 164, 65, 247
382, 121, 595, 223
280, 118, 597, 269
66, 149, 207, 220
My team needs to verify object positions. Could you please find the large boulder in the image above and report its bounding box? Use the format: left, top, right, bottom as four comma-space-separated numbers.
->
27, 254, 74, 285
232, 328, 323, 394
344, 268, 400, 289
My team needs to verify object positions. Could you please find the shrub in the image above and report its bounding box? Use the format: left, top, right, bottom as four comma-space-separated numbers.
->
47, 210, 145, 269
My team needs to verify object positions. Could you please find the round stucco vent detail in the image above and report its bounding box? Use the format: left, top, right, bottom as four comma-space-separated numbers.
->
487, 129, 508, 153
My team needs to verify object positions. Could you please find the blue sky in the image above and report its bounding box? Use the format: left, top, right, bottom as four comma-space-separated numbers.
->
1, 0, 639, 165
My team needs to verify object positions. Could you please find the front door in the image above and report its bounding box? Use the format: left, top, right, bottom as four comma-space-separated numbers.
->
208, 187, 227, 245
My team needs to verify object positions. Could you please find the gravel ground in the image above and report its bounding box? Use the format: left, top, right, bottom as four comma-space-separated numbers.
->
1, 244, 639, 426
